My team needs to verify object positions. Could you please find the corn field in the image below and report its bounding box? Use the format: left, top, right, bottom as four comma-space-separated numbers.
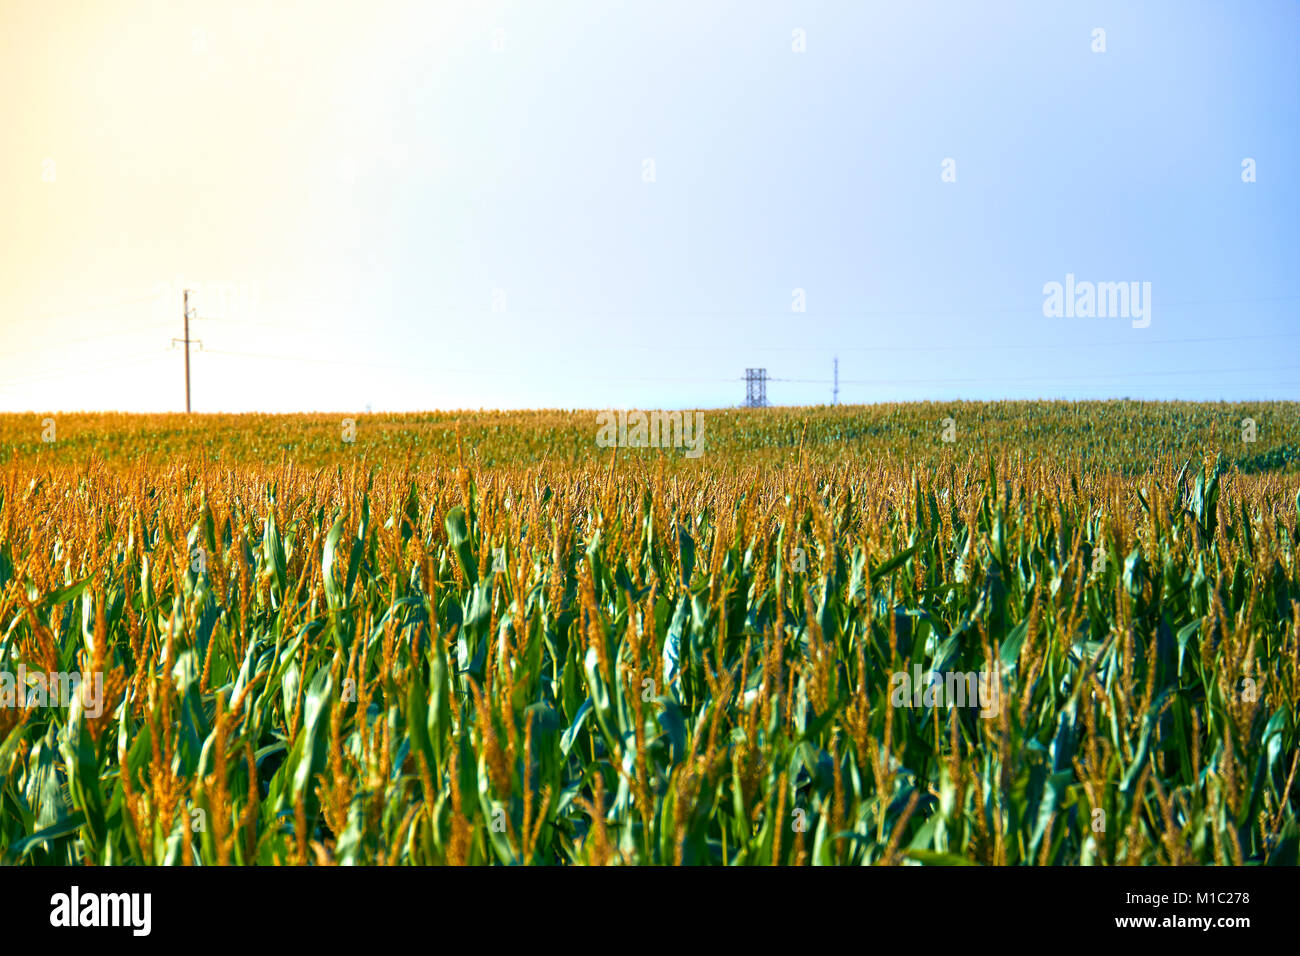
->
1, 403, 1297, 865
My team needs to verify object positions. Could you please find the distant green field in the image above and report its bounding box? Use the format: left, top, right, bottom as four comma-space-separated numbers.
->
3, 401, 1297, 472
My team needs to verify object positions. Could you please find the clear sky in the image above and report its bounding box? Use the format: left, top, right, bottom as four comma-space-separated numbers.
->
1, 0, 1296, 413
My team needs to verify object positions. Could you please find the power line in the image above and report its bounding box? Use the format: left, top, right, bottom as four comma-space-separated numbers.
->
729, 331, 1300, 353
209, 327, 1298, 355
188, 329, 1300, 359
0, 350, 172, 389
0, 348, 1291, 400
202, 347, 493, 373
775, 364, 1300, 386
3, 321, 174, 357
4, 290, 1295, 403
1, 294, 161, 332
200, 348, 739, 384
201, 348, 1299, 389
1, 343, 1290, 394
6, 294, 1295, 357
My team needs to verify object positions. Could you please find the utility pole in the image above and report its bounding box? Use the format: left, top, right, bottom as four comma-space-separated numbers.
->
172, 289, 203, 413
744, 368, 768, 407
832, 356, 839, 406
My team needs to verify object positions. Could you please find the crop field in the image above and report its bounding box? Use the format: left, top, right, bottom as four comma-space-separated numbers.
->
0, 402, 1297, 865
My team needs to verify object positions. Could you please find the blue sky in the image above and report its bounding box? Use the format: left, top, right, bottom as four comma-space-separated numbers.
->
1, 0, 1296, 412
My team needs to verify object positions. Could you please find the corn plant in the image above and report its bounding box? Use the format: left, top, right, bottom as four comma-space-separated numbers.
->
0, 405, 1296, 864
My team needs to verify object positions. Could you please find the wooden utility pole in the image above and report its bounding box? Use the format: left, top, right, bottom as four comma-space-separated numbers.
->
183, 290, 192, 412
172, 290, 202, 412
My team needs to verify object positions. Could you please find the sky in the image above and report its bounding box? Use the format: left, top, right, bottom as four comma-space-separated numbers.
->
1, 0, 1297, 413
